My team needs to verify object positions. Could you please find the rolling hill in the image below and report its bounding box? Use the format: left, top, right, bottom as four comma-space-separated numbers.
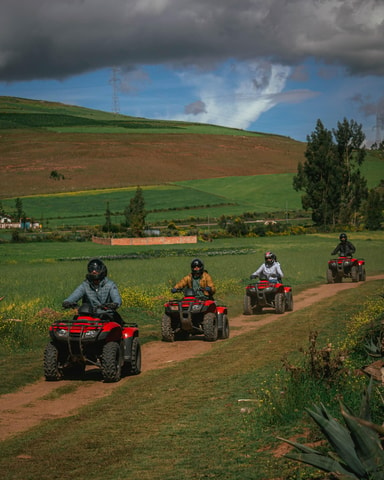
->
0, 96, 306, 199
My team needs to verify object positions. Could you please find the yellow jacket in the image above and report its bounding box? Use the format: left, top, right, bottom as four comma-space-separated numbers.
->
174, 271, 216, 297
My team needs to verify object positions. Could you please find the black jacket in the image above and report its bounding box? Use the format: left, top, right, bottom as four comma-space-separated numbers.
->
331, 241, 356, 257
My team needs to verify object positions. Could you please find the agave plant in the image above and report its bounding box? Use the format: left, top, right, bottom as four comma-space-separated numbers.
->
278, 381, 384, 479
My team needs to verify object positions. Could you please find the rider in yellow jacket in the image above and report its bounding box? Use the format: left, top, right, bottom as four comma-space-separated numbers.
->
172, 258, 216, 299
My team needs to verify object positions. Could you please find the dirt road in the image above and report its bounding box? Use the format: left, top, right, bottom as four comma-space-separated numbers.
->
0, 276, 382, 442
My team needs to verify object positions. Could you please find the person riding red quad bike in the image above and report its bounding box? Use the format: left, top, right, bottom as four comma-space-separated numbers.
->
44, 302, 141, 382
243, 275, 293, 315
162, 288, 229, 342
244, 251, 293, 315
326, 257, 366, 283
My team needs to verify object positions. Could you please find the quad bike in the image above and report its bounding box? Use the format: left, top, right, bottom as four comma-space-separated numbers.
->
243, 276, 293, 315
161, 288, 229, 342
44, 303, 141, 382
326, 256, 366, 283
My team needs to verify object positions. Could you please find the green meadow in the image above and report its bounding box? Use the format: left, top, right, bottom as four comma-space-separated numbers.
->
2, 151, 383, 228
0, 233, 383, 479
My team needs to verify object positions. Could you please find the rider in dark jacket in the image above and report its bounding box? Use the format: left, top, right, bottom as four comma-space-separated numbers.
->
331, 233, 356, 257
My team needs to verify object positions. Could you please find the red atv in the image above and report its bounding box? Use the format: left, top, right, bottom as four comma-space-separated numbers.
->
161, 288, 229, 342
44, 303, 141, 382
326, 257, 366, 283
243, 277, 293, 315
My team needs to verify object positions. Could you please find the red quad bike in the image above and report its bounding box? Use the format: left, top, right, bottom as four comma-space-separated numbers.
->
243, 276, 293, 315
161, 288, 229, 342
326, 256, 366, 283
44, 303, 141, 383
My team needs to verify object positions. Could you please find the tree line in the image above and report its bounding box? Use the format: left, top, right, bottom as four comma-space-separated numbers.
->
293, 118, 383, 230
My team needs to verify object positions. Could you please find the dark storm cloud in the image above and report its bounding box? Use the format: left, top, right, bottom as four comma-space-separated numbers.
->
184, 100, 207, 115
1, 0, 384, 82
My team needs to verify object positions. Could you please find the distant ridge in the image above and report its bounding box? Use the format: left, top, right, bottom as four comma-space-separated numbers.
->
0, 96, 305, 198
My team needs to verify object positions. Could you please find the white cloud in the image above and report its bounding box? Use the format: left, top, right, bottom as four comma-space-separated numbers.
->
172, 61, 294, 129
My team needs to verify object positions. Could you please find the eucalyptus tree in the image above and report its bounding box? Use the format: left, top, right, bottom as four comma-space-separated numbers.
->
293, 118, 368, 226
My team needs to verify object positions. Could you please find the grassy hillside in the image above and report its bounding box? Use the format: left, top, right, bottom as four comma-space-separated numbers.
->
0, 96, 306, 199
1, 96, 382, 228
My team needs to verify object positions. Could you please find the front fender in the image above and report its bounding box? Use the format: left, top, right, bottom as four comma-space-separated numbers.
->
99, 323, 122, 342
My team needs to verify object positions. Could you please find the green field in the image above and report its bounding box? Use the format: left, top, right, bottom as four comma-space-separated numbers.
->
2, 152, 382, 228
0, 234, 383, 479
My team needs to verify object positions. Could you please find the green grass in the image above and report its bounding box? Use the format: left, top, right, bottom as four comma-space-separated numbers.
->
0, 281, 382, 480
0, 232, 383, 394
0, 96, 261, 137
1, 152, 381, 228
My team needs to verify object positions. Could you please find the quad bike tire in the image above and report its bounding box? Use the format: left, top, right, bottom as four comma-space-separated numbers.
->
351, 266, 359, 282
285, 292, 294, 312
326, 268, 334, 284
275, 293, 286, 314
203, 312, 218, 342
101, 341, 122, 382
129, 337, 142, 375
218, 313, 230, 339
243, 294, 253, 315
44, 342, 61, 381
360, 267, 366, 282
161, 313, 175, 342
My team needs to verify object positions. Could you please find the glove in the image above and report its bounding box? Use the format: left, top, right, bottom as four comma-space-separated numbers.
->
205, 286, 212, 293
250, 274, 257, 279
171, 288, 178, 293
103, 303, 118, 310
62, 301, 74, 309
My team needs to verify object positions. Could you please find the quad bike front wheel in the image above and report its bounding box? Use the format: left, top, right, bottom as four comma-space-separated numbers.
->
326, 268, 334, 284
129, 337, 141, 375
101, 341, 122, 382
275, 293, 286, 314
44, 342, 61, 381
243, 294, 253, 315
203, 312, 218, 342
351, 266, 359, 282
218, 313, 230, 339
161, 314, 175, 342
285, 292, 294, 312
360, 267, 366, 281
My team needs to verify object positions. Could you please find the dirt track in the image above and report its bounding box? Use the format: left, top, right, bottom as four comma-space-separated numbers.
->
0, 276, 383, 442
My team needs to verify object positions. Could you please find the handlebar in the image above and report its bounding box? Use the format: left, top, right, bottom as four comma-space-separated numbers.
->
62, 302, 118, 312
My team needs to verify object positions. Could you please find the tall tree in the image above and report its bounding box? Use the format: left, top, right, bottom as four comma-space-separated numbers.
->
104, 202, 112, 232
127, 186, 146, 237
14, 197, 24, 221
293, 120, 340, 226
293, 118, 368, 226
332, 118, 368, 224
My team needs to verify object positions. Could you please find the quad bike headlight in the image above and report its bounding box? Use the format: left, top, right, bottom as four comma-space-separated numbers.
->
191, 304, 202, 312
170, 305, 179, 311
56, 328, 69, 338
83, 330, 98, 339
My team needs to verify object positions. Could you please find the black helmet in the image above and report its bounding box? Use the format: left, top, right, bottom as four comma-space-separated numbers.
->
86, 258, 107, 283
265, 251, 276, 266
340, 233, 347, 241
191, 258, 204, 277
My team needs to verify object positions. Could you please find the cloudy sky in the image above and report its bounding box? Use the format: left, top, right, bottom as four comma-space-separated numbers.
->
1, 0, 384, 142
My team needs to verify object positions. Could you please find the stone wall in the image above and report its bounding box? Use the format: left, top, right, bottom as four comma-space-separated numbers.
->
92, 235, 197, 246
